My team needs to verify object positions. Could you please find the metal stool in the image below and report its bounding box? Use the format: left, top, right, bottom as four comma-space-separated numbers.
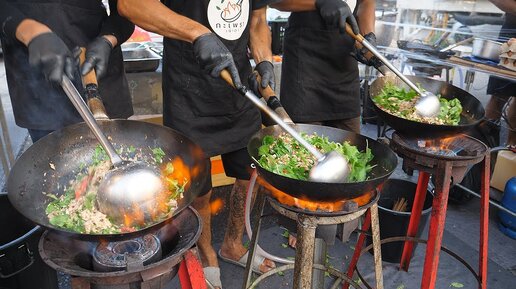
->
243, 186, 384, 289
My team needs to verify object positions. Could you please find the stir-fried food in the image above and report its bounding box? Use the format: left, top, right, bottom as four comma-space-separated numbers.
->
45, 145, 187, 234
373, 82, 462, 125
257, 133, 375, 182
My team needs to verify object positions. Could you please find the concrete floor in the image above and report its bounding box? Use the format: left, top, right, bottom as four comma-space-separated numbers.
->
1, 55, 515, 289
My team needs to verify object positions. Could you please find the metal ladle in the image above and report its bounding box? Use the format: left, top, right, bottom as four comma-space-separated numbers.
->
60, 72, 164, 223
345, 24, 441, 117
221, 70, 350, 183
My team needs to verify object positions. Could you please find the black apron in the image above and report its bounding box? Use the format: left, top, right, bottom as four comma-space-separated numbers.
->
162, 0, 261, 157
280, 10, 360, 123
1, 0, 133, 131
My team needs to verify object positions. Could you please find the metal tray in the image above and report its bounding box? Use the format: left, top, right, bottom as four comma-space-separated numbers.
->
122, 48, 161, 73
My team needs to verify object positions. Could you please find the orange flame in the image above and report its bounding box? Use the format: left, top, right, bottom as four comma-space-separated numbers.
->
257, 176, 374, 212
120, 156, 199, 229
210, 198, 224, 215
418, 135, 460, 156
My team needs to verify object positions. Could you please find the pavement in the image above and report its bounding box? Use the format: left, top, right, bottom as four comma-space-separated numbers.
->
1, 55, 515, 289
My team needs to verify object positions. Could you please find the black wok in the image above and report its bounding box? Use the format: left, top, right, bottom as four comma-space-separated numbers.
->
7, 120, 209, 241
247, 124, 398, 202
369, 75, 485, 137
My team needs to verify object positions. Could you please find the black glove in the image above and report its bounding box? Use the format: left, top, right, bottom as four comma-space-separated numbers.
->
351, 32, 382, 68
80, 36, 114, 79
315, 0, 359, 34
193, 33, 242, 89
248, 60, 275, 96
28, 32, 74, 83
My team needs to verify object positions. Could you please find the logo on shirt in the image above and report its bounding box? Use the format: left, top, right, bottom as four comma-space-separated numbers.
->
208, 0, 249, 40
344, 0, 357, 12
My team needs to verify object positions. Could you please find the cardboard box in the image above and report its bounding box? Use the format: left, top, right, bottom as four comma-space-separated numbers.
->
491, 151, 516, 191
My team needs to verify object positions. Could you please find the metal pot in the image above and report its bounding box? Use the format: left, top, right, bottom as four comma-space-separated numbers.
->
472, 38, 502, 61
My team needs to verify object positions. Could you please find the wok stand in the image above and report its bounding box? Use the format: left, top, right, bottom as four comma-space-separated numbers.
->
389, 133, 490, 289
242, 170, 385, 289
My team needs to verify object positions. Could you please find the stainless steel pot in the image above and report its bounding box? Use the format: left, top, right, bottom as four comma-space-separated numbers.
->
472, 38, 502, 61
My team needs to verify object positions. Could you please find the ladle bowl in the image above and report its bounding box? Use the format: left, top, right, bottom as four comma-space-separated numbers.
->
96, 161, 165, 224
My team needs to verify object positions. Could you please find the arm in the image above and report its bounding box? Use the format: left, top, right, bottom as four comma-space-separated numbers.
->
117, 0, 210, 43
99, 0, 135, 47
356, 0, 375, 35
249, 7, 273, 64
0, 0, 50, 45
489, 0, 516, 14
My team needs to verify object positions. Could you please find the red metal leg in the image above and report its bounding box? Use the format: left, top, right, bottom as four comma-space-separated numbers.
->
178, 250, 207, 289
420, 162, 452, 289
342, 209, 372, 289
479, 155, 490, 289
400, 172, 431, 271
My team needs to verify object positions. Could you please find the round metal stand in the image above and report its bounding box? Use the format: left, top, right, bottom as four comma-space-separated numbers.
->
243, 190, 384, 289
354, 236, 482, 289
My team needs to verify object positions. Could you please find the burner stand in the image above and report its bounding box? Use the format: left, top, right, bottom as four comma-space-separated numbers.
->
38, 207, 207, 289
389, 133, 490, 289
242, 174, 384, 289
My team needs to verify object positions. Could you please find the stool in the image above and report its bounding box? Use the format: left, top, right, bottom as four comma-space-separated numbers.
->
242, 189, 384, 289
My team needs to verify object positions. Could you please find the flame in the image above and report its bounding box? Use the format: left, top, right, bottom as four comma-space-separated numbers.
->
210, 198, 224, 215
417, 135, 461, 156
120, 156, 200, 229
257, 177, 374, 213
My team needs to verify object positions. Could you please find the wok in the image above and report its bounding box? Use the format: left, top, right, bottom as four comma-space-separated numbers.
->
247, 124, 398, 202
7, 120, 209, 241
369, 75, 485, 137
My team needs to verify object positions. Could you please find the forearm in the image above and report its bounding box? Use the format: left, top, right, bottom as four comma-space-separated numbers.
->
118, 0, 210, 43
270, 0, 316, 12
490, 0, 516, 14
100, 0, 135, 47
1, 0, 49, 45
249, 8, 272, 63
356, 0, 375, 35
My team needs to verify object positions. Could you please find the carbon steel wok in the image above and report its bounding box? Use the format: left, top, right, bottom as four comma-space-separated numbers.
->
247, 124, 398, 202
7, 120, 209, 241
369, 75, 485, 137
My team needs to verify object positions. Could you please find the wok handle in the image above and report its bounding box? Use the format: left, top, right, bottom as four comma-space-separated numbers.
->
344, 23, 423, 94
344, 25, 389, 76
220, 69, 325, 160
253, 71, 294, 124
79, 48, 109, 120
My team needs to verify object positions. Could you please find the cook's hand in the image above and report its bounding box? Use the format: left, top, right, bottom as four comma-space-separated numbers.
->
315, 0, 359, 34
352, 32, 382, 67
80, 36, 114, 79
248, 60, 275, 96
193, 33, 242, 89
28, 32, 74, 83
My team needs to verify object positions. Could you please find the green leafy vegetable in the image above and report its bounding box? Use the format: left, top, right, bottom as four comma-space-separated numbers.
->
450, 282, 464, 288
257, 133, 374, 182
152, 147, 166, 163
373, 82, 462, 125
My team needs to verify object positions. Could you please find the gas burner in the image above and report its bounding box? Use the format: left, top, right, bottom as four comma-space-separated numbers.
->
93, 234, 162, 272
392, 132, 488, 161
38, 207, 201, 289
390, 132, 488, 183
258, 176, 379, 216
267, 190, 380, 217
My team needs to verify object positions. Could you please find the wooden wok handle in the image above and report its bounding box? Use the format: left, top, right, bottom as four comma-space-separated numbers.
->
345, 23, 388, 74
345, 23, 377, 66
79, 48, 108, 120
79, 47, 98, 86
220, 69, 235, 88
251, 71, 294, 124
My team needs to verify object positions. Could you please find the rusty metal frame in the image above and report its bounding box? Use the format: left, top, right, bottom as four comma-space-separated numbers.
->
354, 236, 482, 289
